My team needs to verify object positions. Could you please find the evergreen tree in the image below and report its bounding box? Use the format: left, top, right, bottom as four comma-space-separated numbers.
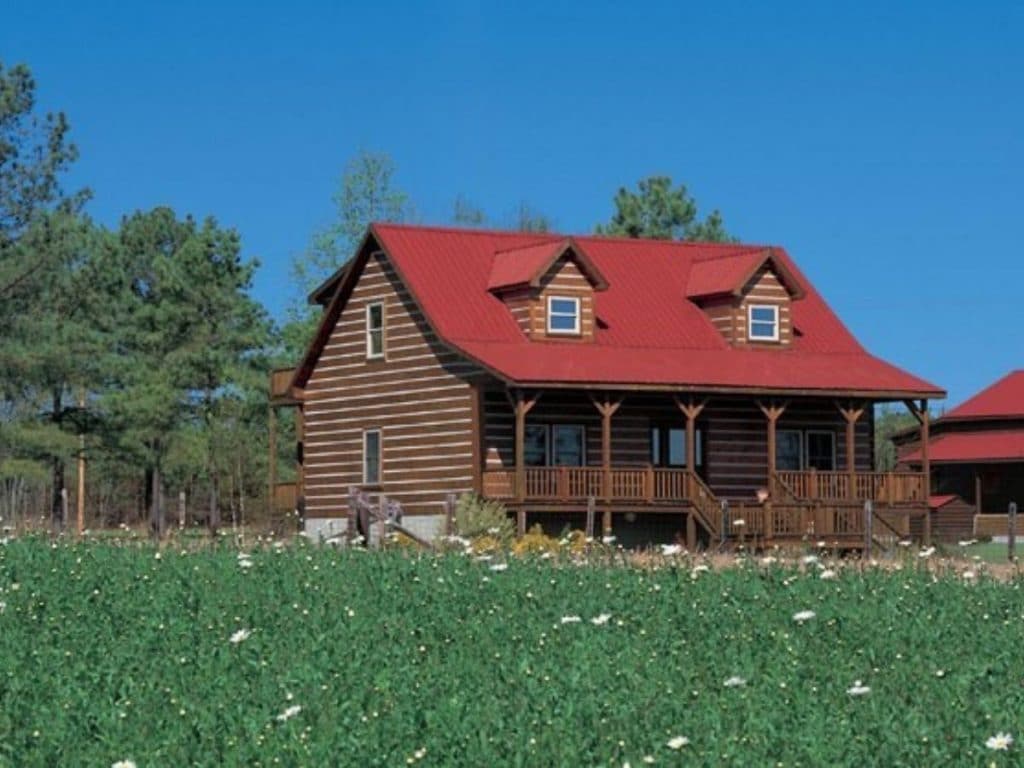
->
596, 175, 734, 242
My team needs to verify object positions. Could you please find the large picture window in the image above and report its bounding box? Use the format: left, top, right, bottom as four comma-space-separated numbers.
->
523, 425, 549, 467
650, 426, 703, 468
805, 431, 836, 471
552, 425, 586, 467
776, 429, 803, 471
521, 424, 586, 467
775, 429, 837, 471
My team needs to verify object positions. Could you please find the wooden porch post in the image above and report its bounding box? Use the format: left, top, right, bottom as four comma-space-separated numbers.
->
469, 381, 484, 495
975, 471, 983, 515
590, 393, 624, 503
836, 401, 865, 500
511, 389, 541, 503
268, 405, 277, 520
757, 400, 788, 498
904, 398, 931, 546
673, 396, 708, 478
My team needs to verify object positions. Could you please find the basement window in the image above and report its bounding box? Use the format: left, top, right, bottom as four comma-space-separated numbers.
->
547, 296, 581, 335
748, 304, 779, 341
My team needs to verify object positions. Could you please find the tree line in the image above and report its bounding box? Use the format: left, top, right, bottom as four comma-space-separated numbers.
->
0, 61, 735, 536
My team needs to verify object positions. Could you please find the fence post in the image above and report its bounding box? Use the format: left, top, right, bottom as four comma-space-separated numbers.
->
585, 496, 596, 541
444, 492, 456, 536
346, 486, 358, 546
378, 494, 388, 550
863, 500, 873, 558
178, 491, 186, 530
1009, 501, 1018, 563
720, 499, 728, 546
60, 488, 69, 531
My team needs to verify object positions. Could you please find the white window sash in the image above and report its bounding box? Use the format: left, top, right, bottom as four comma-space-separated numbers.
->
747, 304, 779, 341
546, 296, 581, 335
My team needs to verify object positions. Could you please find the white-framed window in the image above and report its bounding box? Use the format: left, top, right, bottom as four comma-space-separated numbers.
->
805, 430, 836, 471
748, 304, 779, 341
547, 296, 581, 335
363, 429, 382, 485
366, 302, 385, 359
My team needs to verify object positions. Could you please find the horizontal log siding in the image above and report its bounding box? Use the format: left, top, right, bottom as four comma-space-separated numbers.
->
482, 392, 873, 502
534, 257, 594, 340
736, 266, 792, 346
303, 250, 479, 517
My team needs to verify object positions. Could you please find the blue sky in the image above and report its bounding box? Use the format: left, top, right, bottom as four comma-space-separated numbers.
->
4, 0, 1022, 407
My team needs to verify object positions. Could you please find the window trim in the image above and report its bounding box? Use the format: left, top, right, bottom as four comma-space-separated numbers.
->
804, 429, 837, 471
747, 303, 780, 342
363, 428, 382, 486
546, 295, 581, 335
366, 302, 385, 360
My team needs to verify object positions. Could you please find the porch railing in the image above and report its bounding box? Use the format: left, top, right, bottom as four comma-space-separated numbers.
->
482, 467, 695, 503
773, 470, 926, 504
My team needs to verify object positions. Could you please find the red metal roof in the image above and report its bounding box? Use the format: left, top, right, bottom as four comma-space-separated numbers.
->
303, 223, 943, 396
928, 494, 960, 508
686, 249, 803, 300
941, 370, 1024, 421
488, 240, 568, 291
902, 429, 1024, 464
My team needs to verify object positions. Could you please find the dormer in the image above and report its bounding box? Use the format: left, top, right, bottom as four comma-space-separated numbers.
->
687, 249, 804, 346
488, 239, 608, 341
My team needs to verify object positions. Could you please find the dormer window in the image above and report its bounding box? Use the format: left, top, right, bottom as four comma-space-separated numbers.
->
366, 302, 385, 359
547, 296, 580, 335
748, 305, 779, 341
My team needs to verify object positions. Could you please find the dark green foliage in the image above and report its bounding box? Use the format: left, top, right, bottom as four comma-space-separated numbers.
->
0, 542, 1019, 765
597, 175, 734, 242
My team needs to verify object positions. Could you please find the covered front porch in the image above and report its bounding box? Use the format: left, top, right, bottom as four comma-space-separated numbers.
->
477, 386, 933, 547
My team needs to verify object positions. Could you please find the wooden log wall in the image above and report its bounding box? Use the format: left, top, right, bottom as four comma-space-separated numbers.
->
302, 250, 482, 518
482, 392, 873, 502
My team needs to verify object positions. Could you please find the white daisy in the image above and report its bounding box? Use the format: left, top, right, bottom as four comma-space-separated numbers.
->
602, 535, 617, 544
846, 680, 871, 696
111, 761, 137, 768
276, 705, 302, 722
489, 563, 508, 572
560, 615, 582, 624
918, 546, 936, 558
792, 610, 816, 623
802, 554, 819, 565
986, 733, 1013, 751
723, 676, 746, 688
229, 628, 252, 644
666, 735, 690, 749
819, 569, 837, 580
591, 613, 612, 625
661, 544, 683, 556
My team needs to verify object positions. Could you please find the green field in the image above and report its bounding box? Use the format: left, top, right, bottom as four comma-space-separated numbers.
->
0, 539, 1021, 766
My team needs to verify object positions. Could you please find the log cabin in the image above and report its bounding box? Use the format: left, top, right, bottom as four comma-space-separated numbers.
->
896, 370, 1024, 540
270, 223, 944, 548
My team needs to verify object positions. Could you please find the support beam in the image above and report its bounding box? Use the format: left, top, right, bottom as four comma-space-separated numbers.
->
590, 393, 624, 502
975, 471, 983, 516
510, 389, 541, 503
268, 406, 277, 520
673, 396, 708, 474
469, 381, 484, 494
757, 400, 788, 495
904, 398, 931, 545
836, 401, 866, 500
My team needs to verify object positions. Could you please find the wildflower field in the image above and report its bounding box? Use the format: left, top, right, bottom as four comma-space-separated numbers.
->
0, 539, 1022, 766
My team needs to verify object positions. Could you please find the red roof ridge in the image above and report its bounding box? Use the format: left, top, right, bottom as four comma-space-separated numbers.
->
371, 220, 775, 250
